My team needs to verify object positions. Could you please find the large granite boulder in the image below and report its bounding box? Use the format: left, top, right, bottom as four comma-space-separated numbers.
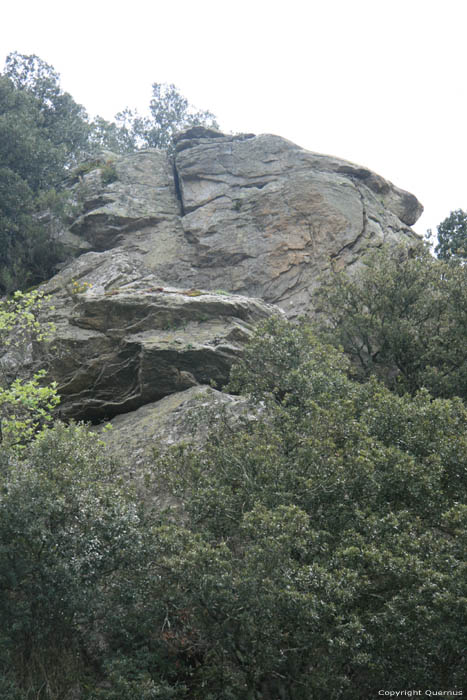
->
35, 253, 280, 422
99, 385, 253, 471
96, 385, 257, 512
6, 128, 422, 429
56, 129, 422, 321
172, 129, 422, 315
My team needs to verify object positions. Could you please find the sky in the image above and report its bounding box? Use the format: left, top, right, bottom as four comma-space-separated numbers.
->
1, 0, 466, 236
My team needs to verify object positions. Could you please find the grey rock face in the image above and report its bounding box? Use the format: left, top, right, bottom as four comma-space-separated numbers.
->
62, 149, 193, 286
22, 128, 422, 428
96, 385, 256, 512
58, 131, 422, 321
37, 255, 280, 421
173, 130, 422, 315
99, 385, 252, 470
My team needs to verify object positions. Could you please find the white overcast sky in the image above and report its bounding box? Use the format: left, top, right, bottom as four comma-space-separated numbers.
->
1, 0, 466, 236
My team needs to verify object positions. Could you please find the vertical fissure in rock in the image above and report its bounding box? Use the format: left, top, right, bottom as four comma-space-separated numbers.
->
172, 156, 185, 216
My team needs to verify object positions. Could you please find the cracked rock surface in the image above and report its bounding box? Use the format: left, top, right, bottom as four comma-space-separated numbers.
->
16, 127, 422, 432
57, 128, 422, 320
34, 255, 280, 421
173, 129, 422, 315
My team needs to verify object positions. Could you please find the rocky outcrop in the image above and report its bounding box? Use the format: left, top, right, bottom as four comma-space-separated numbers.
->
7, 128, 422, 441
59, 149, 194, 286
173, 129, 422, 315
55, 128, 422, 321
101, 385, 252, 470
37, 252, 279, 422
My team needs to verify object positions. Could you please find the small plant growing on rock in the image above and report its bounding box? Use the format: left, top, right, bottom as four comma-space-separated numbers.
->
70, 278, 92, 295
69, 158, 118, 186
69, 158, 103, 181
100, 160, 118, 185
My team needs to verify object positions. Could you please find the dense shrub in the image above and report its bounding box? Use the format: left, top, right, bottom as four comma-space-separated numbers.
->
149, 318, 467, 697
1, 320, 466, 698
313, 243, 467, 400
0, 424, 160, 698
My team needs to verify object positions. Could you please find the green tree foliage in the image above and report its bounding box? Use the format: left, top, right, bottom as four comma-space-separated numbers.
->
0, 53, 91, 292
0, 290, 58, 448
4, 52, 90, 168
434, 208, 467, 262
0, 423, 161, 699
88, 114, 134, 154
149, 318, 467, 697
313, 243, 467, 400
0, 53, 218, 293
1, 320, 466, 698
93, 83, 218, 154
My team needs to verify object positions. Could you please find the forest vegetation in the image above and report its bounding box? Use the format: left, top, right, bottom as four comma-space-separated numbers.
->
0, 52, 217, 294
0, 53, 466, 699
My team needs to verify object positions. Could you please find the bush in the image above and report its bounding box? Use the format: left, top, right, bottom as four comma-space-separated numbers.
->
313, 243, 467, 400
0, 423, 159, 698
435, 208, 467, 262
2, 321, 466, 698
150, 319, 467, 697
0, 290, 59, 449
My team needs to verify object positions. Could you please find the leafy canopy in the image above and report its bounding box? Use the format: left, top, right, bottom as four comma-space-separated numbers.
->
149, 318, 467, 697
0, 52, 218, 292
313, 243, 467, 400
0, 319, 466, 698
434, 208, 467, 262
4, 52, 91, 168
0, 422, 160, 699
0, 290, 59, 448
91, 82, 218, 154
0, 52, 93, 292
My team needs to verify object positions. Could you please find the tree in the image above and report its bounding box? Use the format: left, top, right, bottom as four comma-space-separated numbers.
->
149, 318, 467, 697
0, 53, 92, 292
313, 243, 467, 400
0, 53, 219, 292
88, 114, 135, 154
0, 422, 161, 699
434, 208, 467, 262
4, 52, 90, 168
0, 290, 59, 448
108, 83, 218, 153
1, 319, 466, 698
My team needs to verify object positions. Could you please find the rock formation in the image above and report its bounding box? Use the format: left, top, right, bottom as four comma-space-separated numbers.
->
101, 385, 253, 471
174, 129, 421, 314
58, 127, 422, 319
6, 128, 423, 456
